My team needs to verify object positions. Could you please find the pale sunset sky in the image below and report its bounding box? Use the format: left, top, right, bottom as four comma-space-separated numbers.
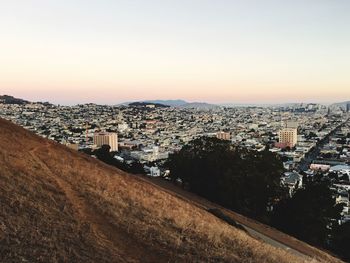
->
0, 0, 349, 105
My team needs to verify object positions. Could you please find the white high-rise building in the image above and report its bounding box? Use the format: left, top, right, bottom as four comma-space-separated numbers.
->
93, 132, 118, 152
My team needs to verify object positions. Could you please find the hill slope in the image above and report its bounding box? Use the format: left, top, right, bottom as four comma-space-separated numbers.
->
0, 118, 341, 263
0, 95, 29, 104
142, 99, 188, 106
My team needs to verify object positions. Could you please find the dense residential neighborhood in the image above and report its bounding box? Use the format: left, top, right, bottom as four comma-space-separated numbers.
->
1, 99, 350, 225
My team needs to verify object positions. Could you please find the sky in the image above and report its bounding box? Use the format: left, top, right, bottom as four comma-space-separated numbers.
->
0, 0, 349, 105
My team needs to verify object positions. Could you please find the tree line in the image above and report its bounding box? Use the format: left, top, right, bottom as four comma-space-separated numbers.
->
165, 136, 350, 261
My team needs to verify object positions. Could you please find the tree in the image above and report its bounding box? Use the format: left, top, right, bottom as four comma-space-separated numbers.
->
272, 179, 343, 247
328, 171, 338, 180
94, 145, 114, 165
339, 174, 349, 182
309, 132, 317, 138
330, 222, 350, 262
166, 137, 286, 218
93, 145, 145, 174
280, 155, 289, 162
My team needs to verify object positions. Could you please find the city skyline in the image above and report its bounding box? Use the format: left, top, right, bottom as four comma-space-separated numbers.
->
1, 1, 350, 104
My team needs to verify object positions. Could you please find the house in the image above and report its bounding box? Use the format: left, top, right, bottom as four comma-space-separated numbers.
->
281, 172, 303, 196
150, 166, 161, 177
330, 165, 350, 176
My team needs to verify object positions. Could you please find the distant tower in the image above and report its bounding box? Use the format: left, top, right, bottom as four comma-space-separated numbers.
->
347, 103, 350, 112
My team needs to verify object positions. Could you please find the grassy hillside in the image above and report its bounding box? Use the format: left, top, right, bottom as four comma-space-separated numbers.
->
0, 118, 341, 263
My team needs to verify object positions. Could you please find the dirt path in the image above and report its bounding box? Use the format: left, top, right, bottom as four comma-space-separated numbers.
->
133, 175, 319, 260
138, 175, 342, 262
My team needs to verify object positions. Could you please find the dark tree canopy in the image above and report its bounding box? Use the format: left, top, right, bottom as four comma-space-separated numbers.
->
94, 145, 113, 164
331, 222, 350, 262
166, 137, 286, 218
272, 179, 343, 247
93, 145, 145, 174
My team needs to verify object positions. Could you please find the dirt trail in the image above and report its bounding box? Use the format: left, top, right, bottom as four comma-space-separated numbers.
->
132, 175, 338, 261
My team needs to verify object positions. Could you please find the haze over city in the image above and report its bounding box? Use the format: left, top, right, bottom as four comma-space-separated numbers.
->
1, 0, 350, 105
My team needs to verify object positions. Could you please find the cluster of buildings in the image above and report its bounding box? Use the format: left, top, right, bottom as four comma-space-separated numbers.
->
306, 121, 350, 224
0, 102, 347, 166
1, 99, 349, 223
1, 100, 349, 206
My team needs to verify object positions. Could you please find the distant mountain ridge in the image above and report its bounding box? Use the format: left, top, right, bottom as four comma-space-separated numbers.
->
124, 99, 220, 110
129, 101, 170, 108
2, 94, 350, 109
179, 102, 220, 110
143, 99, 187, 107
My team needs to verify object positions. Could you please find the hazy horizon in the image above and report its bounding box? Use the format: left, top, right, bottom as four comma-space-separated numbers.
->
2, 93, 349, 107
1, 1, 350, 104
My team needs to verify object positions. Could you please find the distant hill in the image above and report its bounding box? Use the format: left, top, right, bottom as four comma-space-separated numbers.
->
143, 99, 187, 107
123, 100, 220, 110
0, 95, 29, 104
178, 102, 220, 110
0, 118, 341, 262
129, 101, 170, 108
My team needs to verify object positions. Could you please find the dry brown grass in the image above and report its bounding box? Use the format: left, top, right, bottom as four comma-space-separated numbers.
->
0, 118, 343, 263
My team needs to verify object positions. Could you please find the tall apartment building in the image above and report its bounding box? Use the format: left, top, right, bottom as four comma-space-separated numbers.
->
93, 132, 118, 152
216, 131, 231, 141
278, 128, 298, 148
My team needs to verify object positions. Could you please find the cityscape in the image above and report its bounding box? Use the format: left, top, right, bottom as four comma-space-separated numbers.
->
1, 1, 350, 262
1, 97, 350, 223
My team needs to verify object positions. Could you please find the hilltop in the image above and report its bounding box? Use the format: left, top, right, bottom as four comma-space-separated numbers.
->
142, 99, 188, 107
128, 101, 170, 108
178, 101, 220, 110
0, 95, 29, 104
0, 118, 342, 262
120, 99, 220, 110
